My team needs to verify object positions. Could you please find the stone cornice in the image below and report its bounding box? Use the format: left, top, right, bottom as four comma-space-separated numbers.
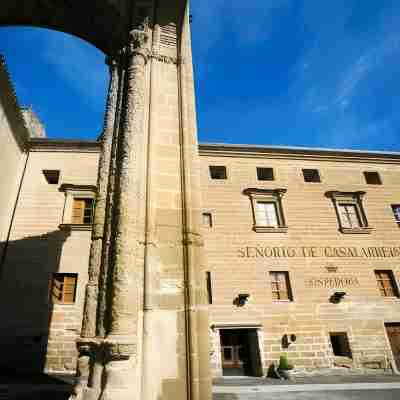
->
199, 143, 400, 164
28, 138, 101, 153
26, 140, 400, 164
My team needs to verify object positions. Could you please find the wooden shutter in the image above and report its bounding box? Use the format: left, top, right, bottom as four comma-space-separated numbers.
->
72, 199, 85, 224
278, 272, 289, 300
63, 275, 77, 303
270, 272, 291, 301
375, 270, 398, 297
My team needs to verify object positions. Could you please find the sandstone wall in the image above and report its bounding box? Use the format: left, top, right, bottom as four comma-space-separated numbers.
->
0, 146, 99, 373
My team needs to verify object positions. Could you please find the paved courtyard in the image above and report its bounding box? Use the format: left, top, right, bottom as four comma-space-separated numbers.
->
214, 390, 400, 400
213, 376, 400, 400
1, 374, 400, 399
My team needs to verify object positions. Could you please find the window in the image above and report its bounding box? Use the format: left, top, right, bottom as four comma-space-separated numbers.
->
270, 271, 293, 301
375, 270, 399, 298
338, 204, 361, 228
302, 169, 321, 183
51, 273, 78, 304
209, 165, 227, 180
243, 188, 288, 233
202, 212, 213, 228
257, 167, 274, 181
255, 202, 278, 227
364, 171, 382, 185
72, 198, 94, 224
325, 191, 371, 234
206, 271, 213, 304
43, 170, 60, 184
391, 205, 400, 225
330, 332, 352, 358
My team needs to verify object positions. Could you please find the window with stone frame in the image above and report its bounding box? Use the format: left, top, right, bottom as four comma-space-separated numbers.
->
270, 271, 293, 301
375, 270, 399, 298
243, 188, 288, 233
51, 273, 78, 304
391, 205, 400, 225
72, 198, 94, 224
325, 191, 372, 234
59, 184, 97, 231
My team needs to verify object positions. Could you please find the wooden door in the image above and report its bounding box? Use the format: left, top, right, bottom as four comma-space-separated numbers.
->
221, 345, 243, 370
386, 324, 400, 369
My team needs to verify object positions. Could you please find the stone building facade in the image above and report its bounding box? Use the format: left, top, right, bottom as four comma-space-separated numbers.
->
0, 3, 399, 397
200, 144, 400, 377
1, 124, 400, 377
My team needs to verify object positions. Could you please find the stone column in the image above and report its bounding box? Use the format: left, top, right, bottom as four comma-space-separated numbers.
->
71, 56, 120, 400
81, 56, 120, 339
96, 63, 126, 339
99, 27, 149, 400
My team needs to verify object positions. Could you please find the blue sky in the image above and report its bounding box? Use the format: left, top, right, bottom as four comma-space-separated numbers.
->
0, 0, 400, 151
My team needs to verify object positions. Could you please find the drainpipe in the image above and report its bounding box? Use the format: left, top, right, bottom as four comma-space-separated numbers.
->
0, 148, 29, 279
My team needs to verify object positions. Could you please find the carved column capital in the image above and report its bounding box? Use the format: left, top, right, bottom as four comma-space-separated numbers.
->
124, 28, 150, 63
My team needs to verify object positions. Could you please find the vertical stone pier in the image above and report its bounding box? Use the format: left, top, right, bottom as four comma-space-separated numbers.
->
72, 1, 212, 400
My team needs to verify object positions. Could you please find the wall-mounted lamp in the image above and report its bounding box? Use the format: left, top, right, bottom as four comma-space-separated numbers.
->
330, 291, 346, 304
233, 293, 250, 307
282, 333, 297, 349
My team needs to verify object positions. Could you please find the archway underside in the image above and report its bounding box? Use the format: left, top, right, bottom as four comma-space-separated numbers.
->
0, 0, 134, 54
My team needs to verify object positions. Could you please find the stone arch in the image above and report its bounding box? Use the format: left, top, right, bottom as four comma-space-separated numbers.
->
0, 0, 131, 54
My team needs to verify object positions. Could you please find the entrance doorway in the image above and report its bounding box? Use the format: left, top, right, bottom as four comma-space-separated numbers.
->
220, 329, 263, 376
385, 323, 400, 370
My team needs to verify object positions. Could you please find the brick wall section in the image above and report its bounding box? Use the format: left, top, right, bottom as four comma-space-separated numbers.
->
200, 150, 400, 375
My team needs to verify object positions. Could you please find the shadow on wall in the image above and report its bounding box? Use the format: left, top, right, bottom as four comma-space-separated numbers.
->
0, 229, 70, 374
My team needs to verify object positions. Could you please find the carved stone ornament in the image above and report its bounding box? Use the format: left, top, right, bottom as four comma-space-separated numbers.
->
150, 51, 182, 65
326, 263, 338, 273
